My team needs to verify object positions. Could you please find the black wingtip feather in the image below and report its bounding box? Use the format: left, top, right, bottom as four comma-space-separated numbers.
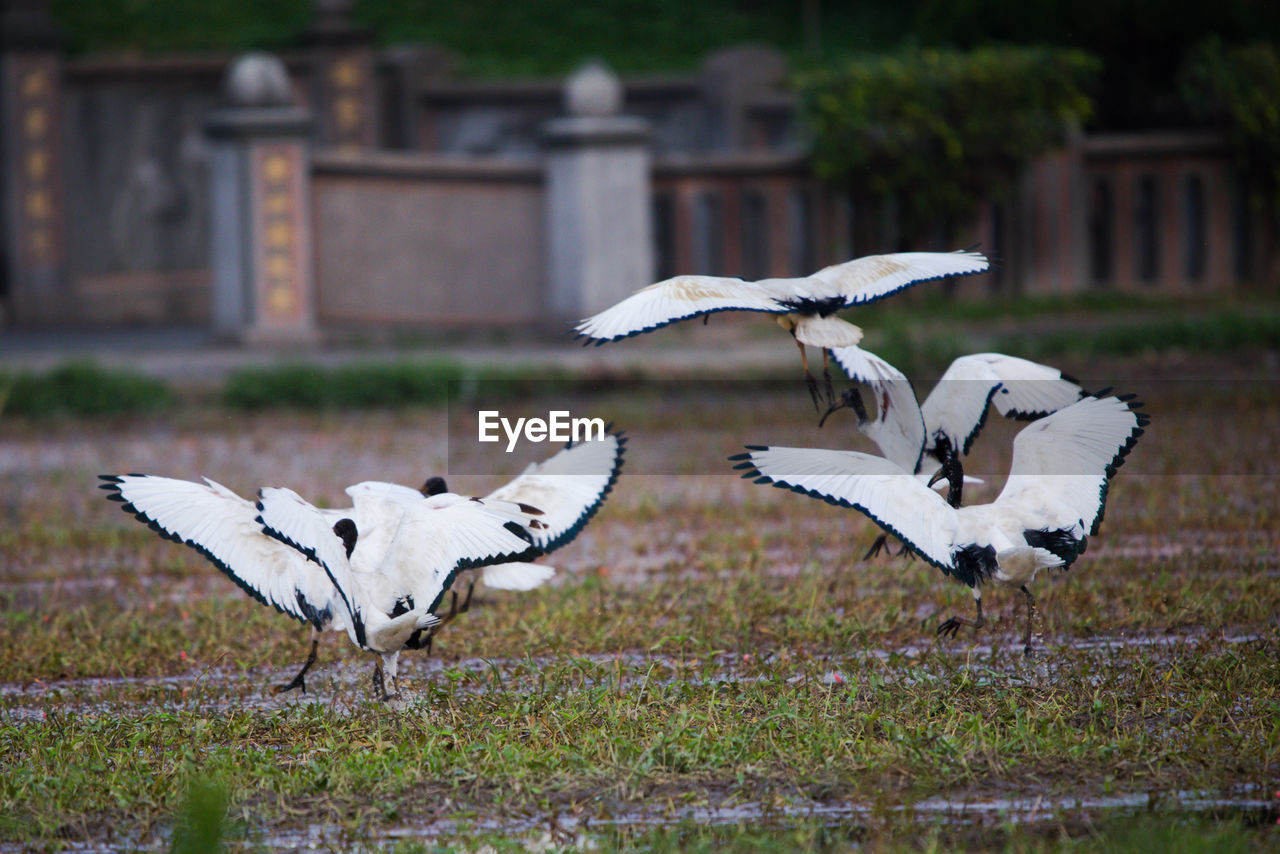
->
531, 428, 628, 554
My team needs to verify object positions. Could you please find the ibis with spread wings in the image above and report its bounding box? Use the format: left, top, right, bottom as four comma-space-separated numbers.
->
575, 250, 990, 406
820, 347, 1088, 555
731, 394, 1148, 652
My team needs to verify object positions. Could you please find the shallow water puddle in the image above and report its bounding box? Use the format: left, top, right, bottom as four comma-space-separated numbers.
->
16, 786, 1272, 854
2, 628, 1267, 723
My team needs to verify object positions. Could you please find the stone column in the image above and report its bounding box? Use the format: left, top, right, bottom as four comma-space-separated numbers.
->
542, 61, 653, 321
305, 0, 378, 150
0, 0, 67, 325
205, 53, 319, 345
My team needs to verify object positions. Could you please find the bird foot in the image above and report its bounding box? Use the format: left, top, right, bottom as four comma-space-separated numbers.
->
936, 616, 981, 640
274, 674, 306, 695
936, 617, 964, 640
863, 534, 889, 560
805, 373, 824, 412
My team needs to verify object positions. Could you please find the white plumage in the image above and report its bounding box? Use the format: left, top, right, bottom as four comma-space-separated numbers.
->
483, 428, 626, 553
98, 473, 349, 634
96, 431, 624, 698
256, 487, 543, 699
730, 394, 1148, 651
919, 352, 1090, 458
826, 347, 1089, 482
575, 250, 990, 404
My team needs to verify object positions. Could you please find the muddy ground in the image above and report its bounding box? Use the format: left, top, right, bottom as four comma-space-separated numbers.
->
1, 353, 1277, 850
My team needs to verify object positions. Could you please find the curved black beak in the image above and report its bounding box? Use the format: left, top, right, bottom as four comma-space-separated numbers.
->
819, 388, 866, 428
818, 396, 847, 428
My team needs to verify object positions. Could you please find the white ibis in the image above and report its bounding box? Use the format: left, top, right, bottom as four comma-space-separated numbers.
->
820, 347, 1088, 554
574, 250, 990, 406
100, 473, 543, 698
98, 431, 625, 698
730, 394, 1148, 652
256, 486, 544, 700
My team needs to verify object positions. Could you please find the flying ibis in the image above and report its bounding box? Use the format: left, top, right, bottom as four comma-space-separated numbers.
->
574, 250, 990, 407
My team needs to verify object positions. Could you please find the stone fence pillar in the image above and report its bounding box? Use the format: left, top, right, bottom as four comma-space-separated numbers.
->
205, 53, 319, 345
542, 61, 653, 321
305, 0, 379, 150
0, 0, 67, 325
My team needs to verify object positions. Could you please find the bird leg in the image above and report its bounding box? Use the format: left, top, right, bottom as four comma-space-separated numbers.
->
797, 340, 823, 411
275, 631, 320, 695
382, 653, 400, 700
372, 653, 400, 701
417, 578, 478, 656
457, 578, 475, 614
821, 348, 835, 407
436, 579, 476, 630
936, 594, 984, 640
1020, 585, 1037, 654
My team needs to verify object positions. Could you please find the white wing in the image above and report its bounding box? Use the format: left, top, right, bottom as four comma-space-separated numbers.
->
829, 344, 925, 472
994, 395, 1148, 536
484, 431, 626, 552
979, 354, 1087, 419
343, 480, 425, 505
343, 481, 428, 568
255, 486, 363, 629
372, 496, 544, 613
921, 353, 1086, 455
806, 250, 990, 305
480, 562, 557, 591
98, 474, 340, 629
574, 276, 787, 342
729, 446, 959, 571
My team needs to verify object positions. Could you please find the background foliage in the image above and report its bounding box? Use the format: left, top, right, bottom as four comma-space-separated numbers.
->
1181, 39, 1280, 214
793, 47, 1099, 244
49, 0, 1279, 114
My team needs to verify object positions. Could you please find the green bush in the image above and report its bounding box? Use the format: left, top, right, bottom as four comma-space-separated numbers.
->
50, 0, 311, 55
995, 308, 1280, 360
221, 360, 464, 411
1181, 39, 1280, 213
795, 47, 1099, 243
0, 361, 173, 418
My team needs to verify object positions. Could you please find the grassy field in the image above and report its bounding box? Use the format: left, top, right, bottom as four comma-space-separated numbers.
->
1, 351, 1277, 851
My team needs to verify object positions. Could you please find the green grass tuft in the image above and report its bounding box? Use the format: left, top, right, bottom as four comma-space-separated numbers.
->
169, 778, 229, 854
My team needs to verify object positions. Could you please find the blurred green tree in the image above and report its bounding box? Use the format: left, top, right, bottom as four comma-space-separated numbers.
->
1181, 39, 1280, 214
793, 47, 1099, 246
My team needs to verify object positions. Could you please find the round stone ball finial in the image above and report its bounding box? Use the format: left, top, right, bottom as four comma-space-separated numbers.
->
224, 52, 294, 108
565, 60, 623, 117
